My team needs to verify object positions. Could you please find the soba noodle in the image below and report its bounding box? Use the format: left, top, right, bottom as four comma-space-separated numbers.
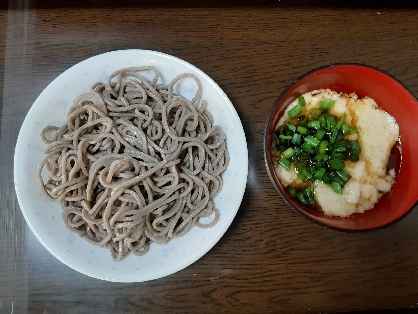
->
38, 67, 229, 261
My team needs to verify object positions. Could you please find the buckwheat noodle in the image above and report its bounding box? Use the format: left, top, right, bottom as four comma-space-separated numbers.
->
38, 67, 229, 261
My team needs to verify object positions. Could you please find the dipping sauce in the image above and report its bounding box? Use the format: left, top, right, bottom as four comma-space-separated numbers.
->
273, 89, 399, 217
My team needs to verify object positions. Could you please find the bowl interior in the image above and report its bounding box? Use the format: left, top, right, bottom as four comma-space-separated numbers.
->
265, 64, 418, 231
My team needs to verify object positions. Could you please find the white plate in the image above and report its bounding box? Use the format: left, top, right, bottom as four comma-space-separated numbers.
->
14, 49, 248, 282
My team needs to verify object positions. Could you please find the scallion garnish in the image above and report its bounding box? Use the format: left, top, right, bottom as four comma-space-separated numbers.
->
286, 122, 297, 132
273, 94, 361, 205
314, 168, 326, 180
318, 140, 328, 154
304, 135, 321, 147
336, 170, 351, 182
291, 133, 302, 145
318, 115, 326, 128
308, 108, 322, 119
308, 120, 321, 129
315, 129, 326, 140
288, 104, 302, 119
319, 99, 336, 110
328, 158, 345, 170
289, 187, 298, 197
326, 115, 336, 131
298, 95, 306, 107
278, 156, 291, 170
330, 114, 346, 143
282, 147, 295, 159
297, 125, 308, 135
332, 181, 342, 194
302, 142, 316, 154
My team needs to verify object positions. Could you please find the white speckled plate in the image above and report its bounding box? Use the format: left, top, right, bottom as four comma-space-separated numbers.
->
14, 49, 248, 282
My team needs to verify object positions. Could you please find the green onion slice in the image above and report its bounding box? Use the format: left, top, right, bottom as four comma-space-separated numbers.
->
319, 141, 328, 154
304, 135, 320, 147
298, 95, 307, 107
297, 125, 308, 135
319, 99, 336, 110
288, 104, 302, 119
282, 147, 295, 159
314, 168, 326, 180
286, 122, 297, 132
336, 170, 351, 182
278, 156, 291, 170
328, 158, 345, 170
332, 181, 343, 194
308, 120, 321, 129
274, 96, 361, 203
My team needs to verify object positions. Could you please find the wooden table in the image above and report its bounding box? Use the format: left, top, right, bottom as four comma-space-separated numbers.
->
1, 1, 418, 313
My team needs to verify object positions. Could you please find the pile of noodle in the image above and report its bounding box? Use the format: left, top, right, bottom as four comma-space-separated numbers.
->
38, 67, 229, 261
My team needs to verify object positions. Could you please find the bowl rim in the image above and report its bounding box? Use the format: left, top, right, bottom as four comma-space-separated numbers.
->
263, 62, 418, 232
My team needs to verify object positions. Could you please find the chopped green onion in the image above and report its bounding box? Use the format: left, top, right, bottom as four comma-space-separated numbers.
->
330, 114, 346, 143
297, 168, 311, 181
319, 99, 336, 110
274, 97, 362, 202
342, 123, 358, 134
297, 192, 310, 205
335, 131, 345, 143
334, 114, 346, 130
302, 142, 316, 154
298, 95, 306, 107
288, 104, 302, 119
318, 115, 326, 128
330, 152, 345, 159
332, 181, 342, 194
308, 108, 322, 119
350, 140, 360, 150
331, 141, 348, 153
308, 120, 321, 129
348, 140, 361, 161
278, 156, 291, 170
350, 126, 358, 133
319, 141, 328, 154
304, 135, 320, 147
315, 129, 326, 140
286, 122, 297, 132
314, 168, 326, 180
297, 125, 308, 135
291, 133, 302, 145
326, 115, 336, 131
314, 153, 328, 162
289, 187, 298, 197
329, 172, 345, 185
328, 158, 345, 170
341, 123, 350, 134
282, 147, 295, 159
322, 175, 332, 184
349, 150, 360, 162
330, 130, 339, 144
298, 153, 311, 160
336, 170, 351, 182
294, 161, 305, 173
303, 185, 315, 205
294, 162, 312, 181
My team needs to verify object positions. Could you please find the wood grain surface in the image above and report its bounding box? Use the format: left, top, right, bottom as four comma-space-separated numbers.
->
1, 1, 418, 313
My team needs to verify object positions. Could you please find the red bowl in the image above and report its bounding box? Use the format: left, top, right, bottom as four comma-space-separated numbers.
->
264, 64, 418, 231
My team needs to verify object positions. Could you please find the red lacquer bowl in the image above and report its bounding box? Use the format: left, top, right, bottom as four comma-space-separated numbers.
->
264, 64, 418, 231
